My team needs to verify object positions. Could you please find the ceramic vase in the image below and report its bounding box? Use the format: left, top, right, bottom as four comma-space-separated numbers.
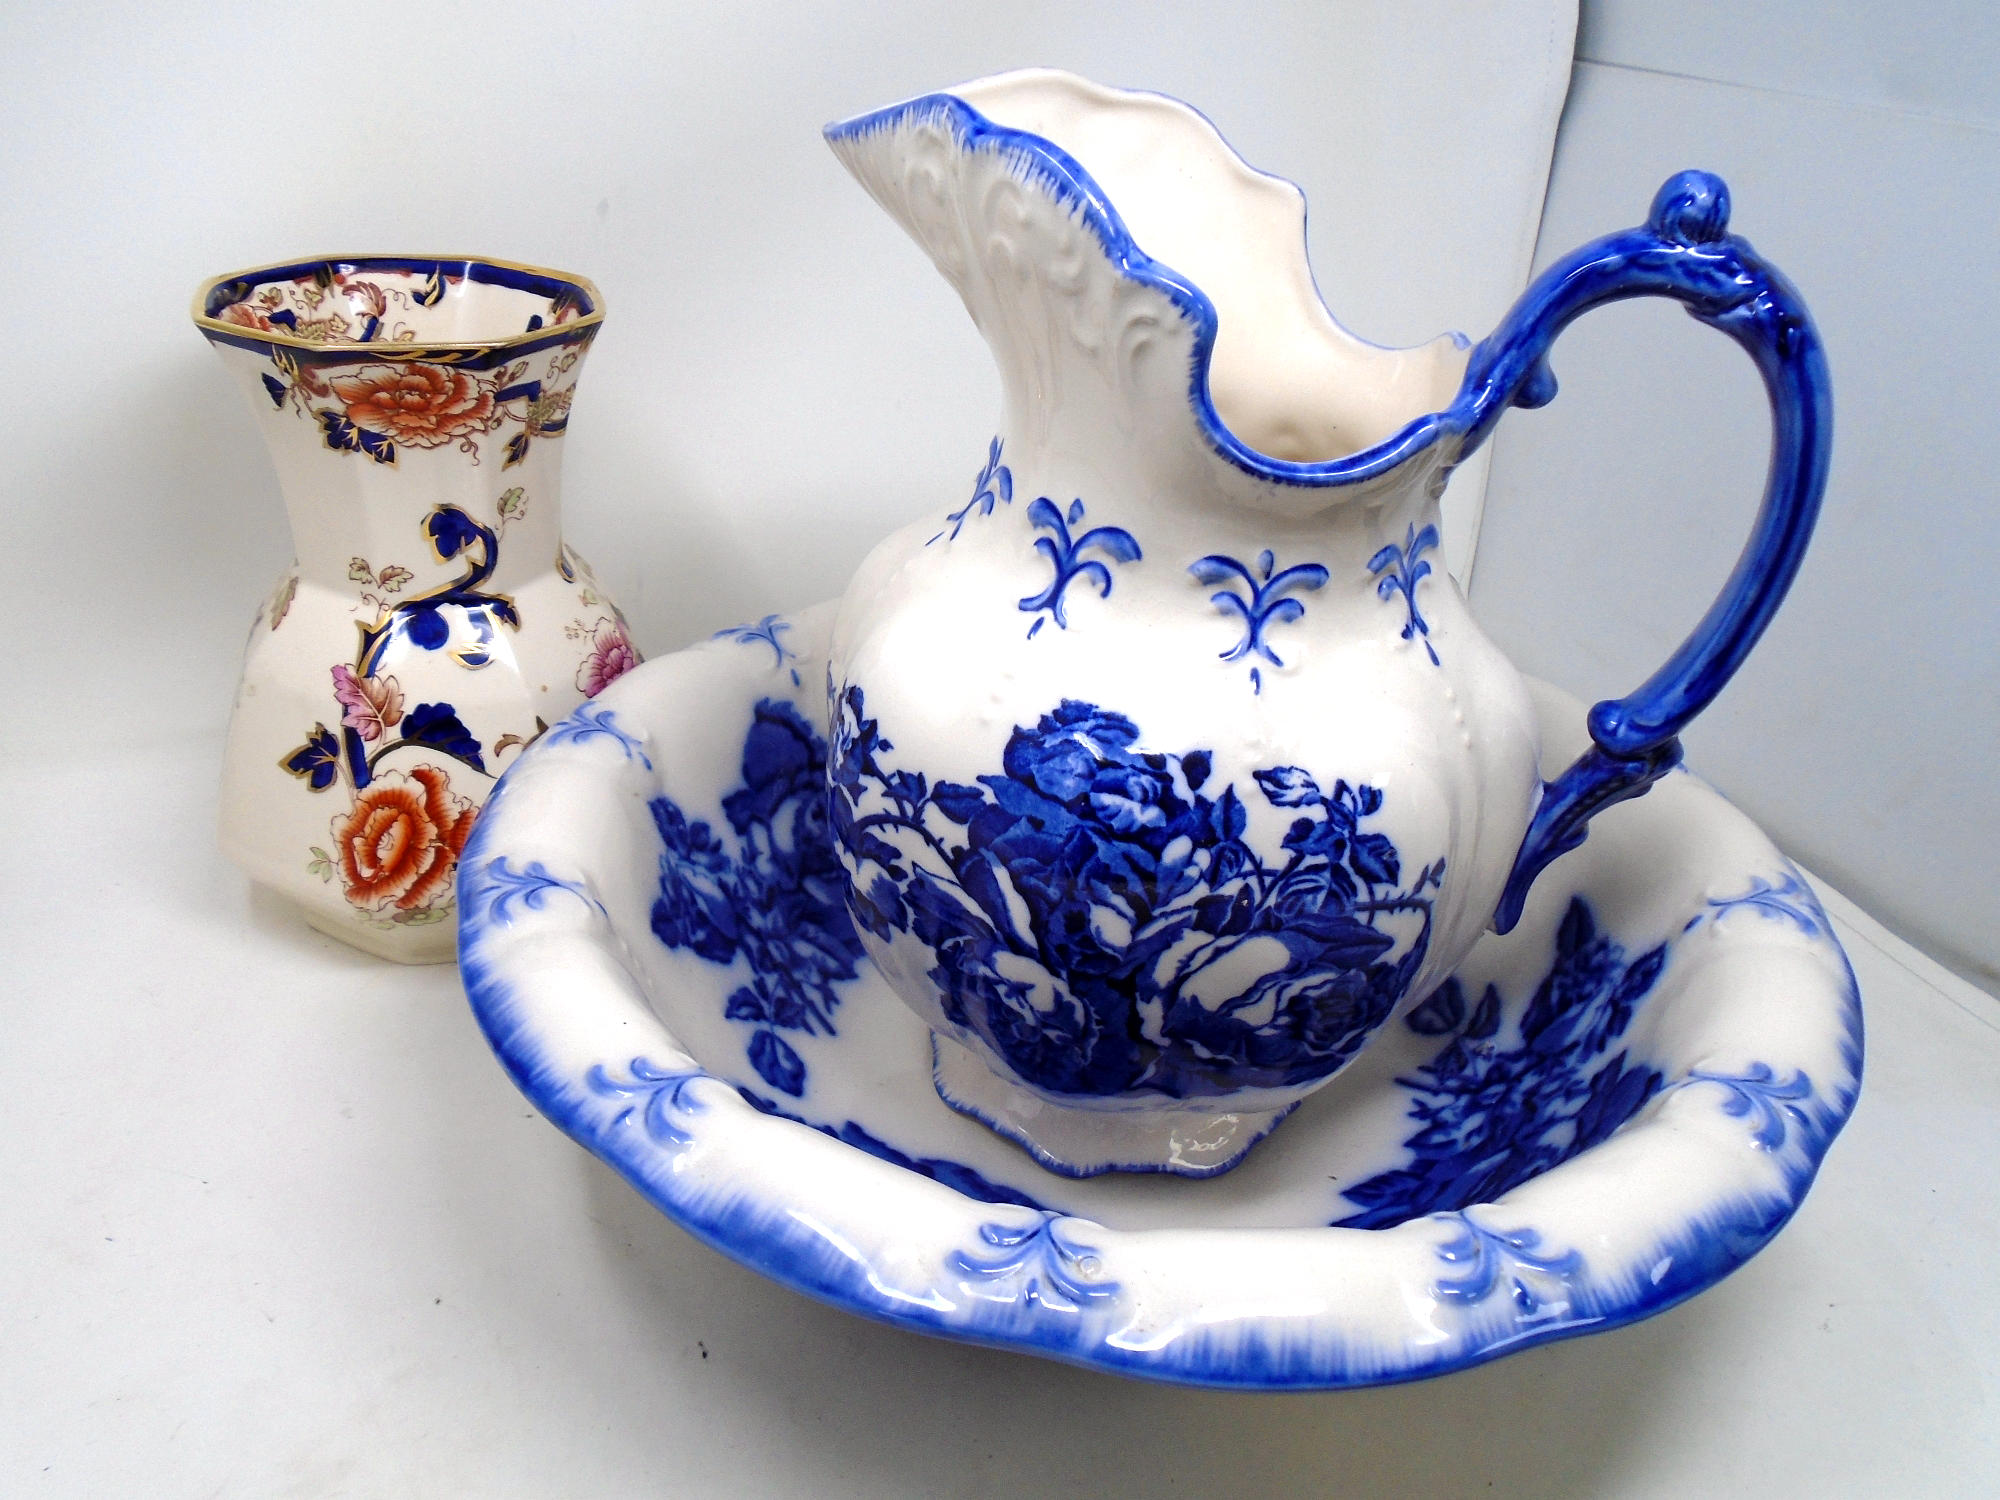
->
195, 256, 639, 963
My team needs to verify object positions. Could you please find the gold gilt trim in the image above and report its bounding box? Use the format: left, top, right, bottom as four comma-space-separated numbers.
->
191, 253, 605, 358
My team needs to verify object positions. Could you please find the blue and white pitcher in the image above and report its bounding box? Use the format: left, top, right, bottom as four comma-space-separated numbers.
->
823, 70, 1829, 1177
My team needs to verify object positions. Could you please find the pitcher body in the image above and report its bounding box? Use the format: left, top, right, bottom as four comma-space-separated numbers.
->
825, 74, 1546, 1173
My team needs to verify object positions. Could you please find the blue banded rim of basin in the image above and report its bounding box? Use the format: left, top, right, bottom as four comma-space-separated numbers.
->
456, 601, 1861, 1390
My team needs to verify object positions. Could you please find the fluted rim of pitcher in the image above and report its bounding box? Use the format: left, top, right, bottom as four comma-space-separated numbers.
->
826, 82, 1472, 492
191, 253, 604, 364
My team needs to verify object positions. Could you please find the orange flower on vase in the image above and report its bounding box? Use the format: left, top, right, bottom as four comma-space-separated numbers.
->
329, 364, 496, 449
330, 765, 477, 912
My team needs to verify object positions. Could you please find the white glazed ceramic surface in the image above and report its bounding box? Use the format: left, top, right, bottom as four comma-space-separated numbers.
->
458, 603, 1861, 1389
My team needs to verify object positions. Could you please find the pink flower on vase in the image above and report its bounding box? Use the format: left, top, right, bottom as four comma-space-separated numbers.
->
576, 620, 639, 697
331, 664, 405, 742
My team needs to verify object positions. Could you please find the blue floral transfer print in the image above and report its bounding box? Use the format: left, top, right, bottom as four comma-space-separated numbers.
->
1335, 897, 1666, 1228
830, 685, 1443, 1101
648, 699, 867, 1097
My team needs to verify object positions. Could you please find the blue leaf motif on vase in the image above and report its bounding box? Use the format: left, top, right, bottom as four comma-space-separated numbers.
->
397, 701, 485, 772
1188, 548, 1330, 693
281, 723, 342, 790
542, 701, 653, 768
932, 436, 1015, 544
648, 699, 866, 1097
1335, 897, 1667, 1228
315, 408, 397, 465
1680, 1062, 1817, 1151
1367, 522, 1442, 666
360, 505, 521, 675
474, 856, 602, 926
587, 1057, 709, 1149
713, 613, 801, 687
282, 502, 524, 795
1429, 1209, 1584, 1315
950, 1213, 1121, 1314
425, 505, 486, 563
1017, 497, 1142, 638
1683, 870, 1827, 938
830, 684, 1444, 1101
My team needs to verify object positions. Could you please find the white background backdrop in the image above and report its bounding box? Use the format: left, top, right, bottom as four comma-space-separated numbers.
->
1473, 0, 2000, 988
6, 3, 1999, 1495
3, 0, 1569, 746
10, 2, 1985, 977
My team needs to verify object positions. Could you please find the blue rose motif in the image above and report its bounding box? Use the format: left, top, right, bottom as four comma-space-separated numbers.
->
830, 685, 1445, 1100
647, 699, 866, 1098
1336, 898, 1667, 1229
649, 799, 739, 966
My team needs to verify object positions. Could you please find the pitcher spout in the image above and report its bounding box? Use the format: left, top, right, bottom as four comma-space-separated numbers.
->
826, 68, 1470, 514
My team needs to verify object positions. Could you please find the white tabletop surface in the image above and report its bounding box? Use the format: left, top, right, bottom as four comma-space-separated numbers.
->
4, 738, 1996, 1498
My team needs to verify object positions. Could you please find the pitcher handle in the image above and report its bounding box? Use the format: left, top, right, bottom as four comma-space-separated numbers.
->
1461, 170, 1832, 935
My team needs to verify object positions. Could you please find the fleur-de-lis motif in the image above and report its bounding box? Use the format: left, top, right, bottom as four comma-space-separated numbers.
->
1429, 1210, 1583, 1315
713, 613, 801, 687
1018, 497, 1142, 638
1368, 522, 1442, 666
1683, 871, 1827, 938
1682, 1062, 1816, 1151
950, 1212, 1122, 1314
932, 436, 1015, 544
542, 701, 653, 768
1188, 548, 1330, 692
586, 1057, 709, 1148
475, 856, 604, 926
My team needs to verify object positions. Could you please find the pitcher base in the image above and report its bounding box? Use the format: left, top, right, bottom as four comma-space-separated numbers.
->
930, 1034, 1297, 1179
